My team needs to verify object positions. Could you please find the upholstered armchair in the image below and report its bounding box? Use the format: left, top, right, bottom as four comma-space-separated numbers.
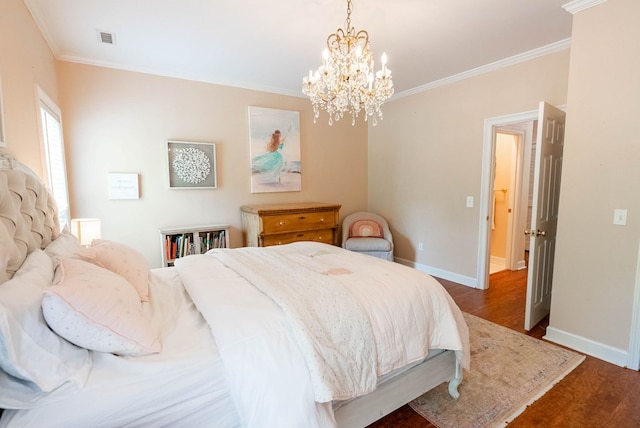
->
341, 212, 394, 261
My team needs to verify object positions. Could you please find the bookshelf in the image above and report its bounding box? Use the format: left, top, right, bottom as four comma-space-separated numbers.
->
160, 224, 230, 267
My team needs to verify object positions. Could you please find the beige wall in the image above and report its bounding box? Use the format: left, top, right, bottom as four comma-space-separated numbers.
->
56, 62, 368, 267
368, 50, 570, 281
0, 0, 58, 177
549, 0, 640, 360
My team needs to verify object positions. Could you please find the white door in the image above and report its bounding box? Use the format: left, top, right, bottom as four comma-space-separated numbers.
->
524, 102, 565, 330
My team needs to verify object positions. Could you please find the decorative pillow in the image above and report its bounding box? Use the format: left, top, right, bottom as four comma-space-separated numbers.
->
349, 219, 384, 238
78, 239, 150, 302
44, 229, 83, 259
42, 257, 161, 356
0, 250, 91, 408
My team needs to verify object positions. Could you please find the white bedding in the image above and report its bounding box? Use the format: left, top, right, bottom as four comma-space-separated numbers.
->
0, 267, 241, 428
1, 242, 469, 428
176, 241, 470, 428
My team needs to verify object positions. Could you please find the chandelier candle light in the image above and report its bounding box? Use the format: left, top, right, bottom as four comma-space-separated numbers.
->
302, 0, 393, 126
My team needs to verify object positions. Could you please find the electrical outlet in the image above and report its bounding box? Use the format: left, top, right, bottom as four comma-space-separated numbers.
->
466, 196, 474, 208
418, 242, 423, 251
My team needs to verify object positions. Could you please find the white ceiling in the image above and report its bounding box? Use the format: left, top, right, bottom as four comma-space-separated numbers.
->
23, 0, 573, 98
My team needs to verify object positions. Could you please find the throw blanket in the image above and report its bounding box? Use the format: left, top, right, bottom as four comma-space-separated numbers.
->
215, 248, 377, 402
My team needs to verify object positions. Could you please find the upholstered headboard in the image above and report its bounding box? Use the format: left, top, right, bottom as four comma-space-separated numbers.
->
0, 149, 60, 284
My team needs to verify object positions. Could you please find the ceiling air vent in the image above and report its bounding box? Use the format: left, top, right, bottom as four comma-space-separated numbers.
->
97, 30, 116, 45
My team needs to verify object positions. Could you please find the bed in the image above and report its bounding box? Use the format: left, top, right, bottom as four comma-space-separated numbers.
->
0, 149, 469, 428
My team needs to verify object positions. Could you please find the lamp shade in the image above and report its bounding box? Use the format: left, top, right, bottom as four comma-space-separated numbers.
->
70, 218, 101, 246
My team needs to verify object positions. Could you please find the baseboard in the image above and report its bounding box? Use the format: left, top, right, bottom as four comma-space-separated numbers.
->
395, 257, 478, 288
490, 256, 505, 266
544, 326, 628, 367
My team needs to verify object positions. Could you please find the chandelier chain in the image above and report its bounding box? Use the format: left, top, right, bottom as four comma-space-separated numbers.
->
345, 0, 352, 36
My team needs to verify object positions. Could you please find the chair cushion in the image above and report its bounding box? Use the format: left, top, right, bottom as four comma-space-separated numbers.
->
349, 220, 384, 238
344, 237, 392, 252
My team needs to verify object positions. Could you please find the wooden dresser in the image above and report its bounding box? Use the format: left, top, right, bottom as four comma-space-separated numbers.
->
241, 202, 341, 247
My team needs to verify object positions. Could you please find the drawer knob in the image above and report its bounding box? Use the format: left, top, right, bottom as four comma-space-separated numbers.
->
320, 218, 325, 222
279, 221, 285, 226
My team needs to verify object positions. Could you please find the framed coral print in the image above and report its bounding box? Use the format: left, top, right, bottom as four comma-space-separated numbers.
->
166, 141, 217, 189
248, 106, 301, 193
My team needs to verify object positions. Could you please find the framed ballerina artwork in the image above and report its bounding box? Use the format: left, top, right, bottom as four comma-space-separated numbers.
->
248, 106, 301, 193
166, 140, 217, 189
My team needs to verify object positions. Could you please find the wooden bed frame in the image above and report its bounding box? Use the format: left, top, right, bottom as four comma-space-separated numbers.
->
0, 150, 463, 427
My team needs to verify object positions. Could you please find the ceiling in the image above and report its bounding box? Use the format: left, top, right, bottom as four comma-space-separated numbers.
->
23, 0, 573, 98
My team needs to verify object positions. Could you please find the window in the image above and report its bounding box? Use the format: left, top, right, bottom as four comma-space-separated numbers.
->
37, 86, 70, 231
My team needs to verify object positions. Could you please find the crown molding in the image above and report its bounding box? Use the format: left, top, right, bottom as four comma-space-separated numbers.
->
392, 38, 571, 101
562, 0, 607, 14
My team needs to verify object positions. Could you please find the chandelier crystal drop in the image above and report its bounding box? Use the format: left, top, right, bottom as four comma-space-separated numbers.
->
302, 0, 393, 126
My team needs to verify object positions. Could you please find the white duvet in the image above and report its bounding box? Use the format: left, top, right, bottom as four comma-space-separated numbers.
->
175, 241, 469, 428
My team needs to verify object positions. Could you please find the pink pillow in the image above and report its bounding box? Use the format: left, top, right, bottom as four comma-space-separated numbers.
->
79, 239, 150, 302
42, 258, 161, 356
349, 220, 384, 238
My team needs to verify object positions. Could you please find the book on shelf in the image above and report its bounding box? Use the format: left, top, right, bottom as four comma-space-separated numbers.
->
200, 229, 226, 253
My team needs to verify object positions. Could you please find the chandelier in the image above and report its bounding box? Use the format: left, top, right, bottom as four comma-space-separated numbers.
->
302, 0, 394, 126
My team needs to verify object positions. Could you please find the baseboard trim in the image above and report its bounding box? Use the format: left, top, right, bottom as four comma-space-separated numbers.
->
395, 257, 478, 288
544, 326, 628, 367
490, 256, 505, 266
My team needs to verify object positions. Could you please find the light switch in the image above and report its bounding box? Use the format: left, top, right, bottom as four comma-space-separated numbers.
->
613, 209, 627, 226
466, 196, 474, 208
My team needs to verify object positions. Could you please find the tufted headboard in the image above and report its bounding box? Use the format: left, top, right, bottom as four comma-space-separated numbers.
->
0, 149, 60, 284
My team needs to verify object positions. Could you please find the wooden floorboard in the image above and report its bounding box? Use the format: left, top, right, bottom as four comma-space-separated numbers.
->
367, 267, 640, 428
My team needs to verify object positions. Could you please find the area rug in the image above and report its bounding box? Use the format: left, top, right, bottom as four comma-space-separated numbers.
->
409, 313, 585, 428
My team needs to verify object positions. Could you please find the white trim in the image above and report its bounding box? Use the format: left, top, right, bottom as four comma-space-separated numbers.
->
392, 39, 571, 101
395, 257, 477, 288
545, 326, 628, 367
562, 0, 607, 14
626, 240, 640, 370
490, 256, 506, 266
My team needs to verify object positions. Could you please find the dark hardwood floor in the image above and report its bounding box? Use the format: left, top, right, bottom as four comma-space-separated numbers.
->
368, 266, 640, 427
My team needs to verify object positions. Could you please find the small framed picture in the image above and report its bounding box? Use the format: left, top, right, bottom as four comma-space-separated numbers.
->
166, 140, 217, 189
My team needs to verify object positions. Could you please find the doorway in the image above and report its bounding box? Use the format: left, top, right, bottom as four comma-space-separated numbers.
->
489, 126, 535, 274
478, 103, 566, 332
477, 109, 539, 289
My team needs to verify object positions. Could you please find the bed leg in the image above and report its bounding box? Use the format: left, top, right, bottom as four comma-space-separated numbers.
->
448, 358, 462, 399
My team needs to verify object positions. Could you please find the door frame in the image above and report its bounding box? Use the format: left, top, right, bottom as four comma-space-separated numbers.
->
477, 109, 538, 289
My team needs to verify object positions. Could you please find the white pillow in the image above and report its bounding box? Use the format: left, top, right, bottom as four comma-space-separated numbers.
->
79, 239, 151, 302
44, 230, 83, 259
42, 258, 161, 356
0, 250, 91, 409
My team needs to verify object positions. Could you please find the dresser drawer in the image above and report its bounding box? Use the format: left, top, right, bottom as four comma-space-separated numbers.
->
262, 211, 337, 234
261, 228, 336, 246
241, 202, 341, 247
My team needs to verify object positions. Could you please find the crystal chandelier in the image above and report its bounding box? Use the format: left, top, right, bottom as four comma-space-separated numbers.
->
302, 0, 394, 126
